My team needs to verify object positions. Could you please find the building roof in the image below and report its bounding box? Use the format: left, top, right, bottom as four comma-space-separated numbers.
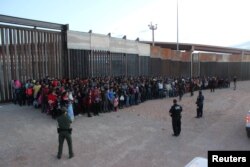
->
142, 41, 250, 55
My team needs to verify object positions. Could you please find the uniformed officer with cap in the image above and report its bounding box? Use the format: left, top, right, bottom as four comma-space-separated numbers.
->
57, 107, 74, 159
169, 99, 182, 136
196, 90, 204, 118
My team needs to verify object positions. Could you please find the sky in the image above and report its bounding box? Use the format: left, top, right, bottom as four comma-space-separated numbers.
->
1, 0, 250, 48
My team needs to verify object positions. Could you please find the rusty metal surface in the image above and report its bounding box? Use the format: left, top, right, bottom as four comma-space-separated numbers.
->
0, 24, 66, 102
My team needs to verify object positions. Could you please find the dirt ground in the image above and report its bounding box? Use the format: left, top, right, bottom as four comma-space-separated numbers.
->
1, 81, 250, 167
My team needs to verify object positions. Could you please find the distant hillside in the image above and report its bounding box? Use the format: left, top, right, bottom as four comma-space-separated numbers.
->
232, 41, 250, 49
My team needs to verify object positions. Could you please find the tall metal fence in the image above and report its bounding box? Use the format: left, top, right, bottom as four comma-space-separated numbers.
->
67, 49, 149, 78
0, 15, 67, 102
1, 15, 250, 103
150, 58, 190, 77
200, 62, 250, 80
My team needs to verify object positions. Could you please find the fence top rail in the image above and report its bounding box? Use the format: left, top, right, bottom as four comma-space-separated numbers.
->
0, 24, 63, 34
0, 14, 68, 31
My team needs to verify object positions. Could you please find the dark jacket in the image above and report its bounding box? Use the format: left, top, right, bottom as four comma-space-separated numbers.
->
57, 113, 72, 130
196, 94, 204, 106
169, 104, 182, 118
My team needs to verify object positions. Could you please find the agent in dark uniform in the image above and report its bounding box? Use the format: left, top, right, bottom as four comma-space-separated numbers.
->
233, 76, 237, 90
211, 77, 216, 92
57, 107, 74, 159
169, 99, 182, 136
196, 91, 204, 118
190, 79, 194, 96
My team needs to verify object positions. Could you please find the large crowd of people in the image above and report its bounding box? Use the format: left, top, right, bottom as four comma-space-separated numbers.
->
12, 75, 231, 120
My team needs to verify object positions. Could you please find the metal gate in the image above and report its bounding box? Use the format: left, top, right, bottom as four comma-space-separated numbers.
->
0, 15, 68, 102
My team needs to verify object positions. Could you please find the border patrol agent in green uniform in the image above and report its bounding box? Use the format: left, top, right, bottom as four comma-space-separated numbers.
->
57, 107, 74, 159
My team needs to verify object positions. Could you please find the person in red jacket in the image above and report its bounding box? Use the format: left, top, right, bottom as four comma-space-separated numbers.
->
52, 79, 59, 87
48, 89, 58, 119
26, 86, 33, 106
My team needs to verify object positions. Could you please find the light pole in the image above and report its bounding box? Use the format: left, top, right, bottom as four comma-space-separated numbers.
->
176, 0, 179, 54
148, 22, 157, 46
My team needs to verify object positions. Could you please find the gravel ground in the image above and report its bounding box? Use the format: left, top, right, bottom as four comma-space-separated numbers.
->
1, 81, 250, 167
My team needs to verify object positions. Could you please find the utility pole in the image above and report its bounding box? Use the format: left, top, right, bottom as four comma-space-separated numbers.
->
176, 0, 179, 55
148, 22, 157, 46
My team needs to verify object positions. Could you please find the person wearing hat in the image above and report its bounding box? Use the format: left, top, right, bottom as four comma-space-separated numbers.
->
57, 107, 74, 159
196, 91, 204, 118
169, 99, 182, 137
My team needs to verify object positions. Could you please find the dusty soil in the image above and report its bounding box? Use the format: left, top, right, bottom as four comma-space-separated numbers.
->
0, 81, 250, 167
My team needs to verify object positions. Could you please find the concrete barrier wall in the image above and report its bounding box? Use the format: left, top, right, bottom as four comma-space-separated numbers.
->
67, 31, 91, 50
67, 31, 150, 56
67, 31, 151, 77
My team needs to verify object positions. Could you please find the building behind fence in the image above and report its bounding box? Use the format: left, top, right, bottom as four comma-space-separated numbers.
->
1, 14, 250, 102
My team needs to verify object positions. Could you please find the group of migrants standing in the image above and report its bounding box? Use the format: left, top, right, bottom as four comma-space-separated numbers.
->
11, 75, 233, 158
11, 75, 231, 118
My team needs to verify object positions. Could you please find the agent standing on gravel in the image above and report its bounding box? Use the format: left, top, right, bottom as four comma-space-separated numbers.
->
169, 99, 182, 137
57, 107, 74, 159
196, 91, 204, 118
233, 76, 237, 90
